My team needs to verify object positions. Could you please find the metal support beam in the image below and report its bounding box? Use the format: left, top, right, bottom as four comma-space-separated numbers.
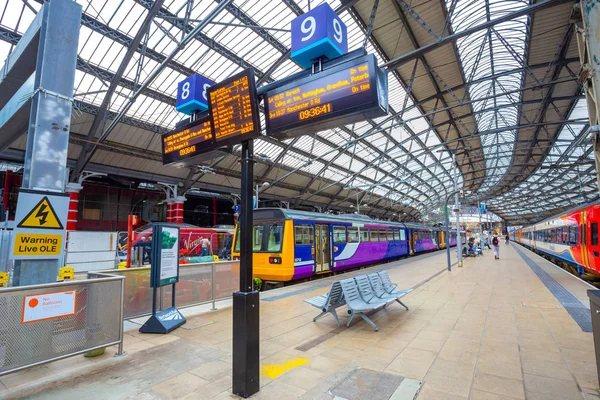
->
71, 0, 166, 182
383, 0, 573, 70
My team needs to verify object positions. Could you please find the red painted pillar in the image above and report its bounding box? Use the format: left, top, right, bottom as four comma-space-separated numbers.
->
65, 183, 83, 231
166, 199, 174, 223
212, 198, 217, 226
173, 196, 186, 224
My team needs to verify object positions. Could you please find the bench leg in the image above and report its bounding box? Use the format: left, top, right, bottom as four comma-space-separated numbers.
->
313, 310, 328, 322
330, 310, 341, 327
359, 313, 378, 332
347, 311, 355, 327
395, 299, 409, 311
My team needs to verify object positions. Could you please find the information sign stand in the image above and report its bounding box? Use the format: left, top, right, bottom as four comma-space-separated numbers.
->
139, 223, 186, 334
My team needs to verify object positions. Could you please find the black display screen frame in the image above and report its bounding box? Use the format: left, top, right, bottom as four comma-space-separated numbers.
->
206, 68, 262, 148
264, 54, 381, 136
161, 114, 213, 166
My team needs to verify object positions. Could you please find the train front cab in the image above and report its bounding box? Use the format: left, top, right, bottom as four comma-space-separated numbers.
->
232, 218, 296, 281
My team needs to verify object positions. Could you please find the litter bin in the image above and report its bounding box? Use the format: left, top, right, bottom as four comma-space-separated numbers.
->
587, 290, 600, 387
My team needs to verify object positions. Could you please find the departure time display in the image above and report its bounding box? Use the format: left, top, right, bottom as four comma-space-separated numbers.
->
265, 55, 385, 138
161, 117, 211, 166
207, 68, 261, 146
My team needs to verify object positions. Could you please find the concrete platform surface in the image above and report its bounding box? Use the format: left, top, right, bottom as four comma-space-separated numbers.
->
1, 244, 599, 400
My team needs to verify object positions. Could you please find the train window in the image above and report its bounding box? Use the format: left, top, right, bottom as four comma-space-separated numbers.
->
360, 228, 369, 242
551, 229, 556, 243
267, 223, 283, 252
562, 228, 568, 244
294, 224, 313, 246
592, 223, 598, 246
378, 230, 387, 241
569, 225, 577, 245
400, 230, 406, 241
253, 225, 264, 251
333, 226, 347, 244
369, 229, 378, 242
387, 230, 394, 241
393, 230, 400, 241
348, 227, 359, 243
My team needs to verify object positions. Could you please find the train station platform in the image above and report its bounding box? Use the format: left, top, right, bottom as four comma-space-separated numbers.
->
1, 244, 599, 400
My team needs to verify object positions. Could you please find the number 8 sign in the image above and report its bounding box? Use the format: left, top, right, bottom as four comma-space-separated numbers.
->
291, 3, 348, 69
175, 74, 215, 115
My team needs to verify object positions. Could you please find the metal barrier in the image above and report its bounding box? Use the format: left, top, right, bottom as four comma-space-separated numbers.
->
0, 272, 125, 376
105, 261, 240, 319
0, 230, 13, 273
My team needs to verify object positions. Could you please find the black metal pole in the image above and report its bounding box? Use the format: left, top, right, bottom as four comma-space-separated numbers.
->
172, 283, 176, 307
152, 287, 157, 316
232, 140, 260, 398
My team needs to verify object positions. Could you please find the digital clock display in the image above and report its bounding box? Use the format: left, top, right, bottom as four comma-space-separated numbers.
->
265, 54, 387, 138
161, 117, 212, 166
207, 68, 261, 147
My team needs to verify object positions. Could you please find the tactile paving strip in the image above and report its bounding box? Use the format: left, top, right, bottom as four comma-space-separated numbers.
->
514, 245, 592, 332
329, 368, 404, 400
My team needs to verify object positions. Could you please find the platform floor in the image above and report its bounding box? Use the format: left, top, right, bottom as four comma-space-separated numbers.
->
2, 244, 599, 400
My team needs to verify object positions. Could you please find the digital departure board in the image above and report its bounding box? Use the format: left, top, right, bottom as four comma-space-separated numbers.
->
161, 116, 227, 166
265, 54, 388, 139
207, 68, 261, 147
162, 116, 212, 165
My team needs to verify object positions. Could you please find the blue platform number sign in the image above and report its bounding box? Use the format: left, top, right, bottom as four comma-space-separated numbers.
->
291, 3, 348, 69
176, 74, 215, 115
480, 203, 487, 214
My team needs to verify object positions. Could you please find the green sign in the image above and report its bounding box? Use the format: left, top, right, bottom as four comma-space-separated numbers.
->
150, 224, 180, 288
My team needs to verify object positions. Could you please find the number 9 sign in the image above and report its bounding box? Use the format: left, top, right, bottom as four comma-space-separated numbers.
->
291, 2, 348, 69
175, 74, 215, 115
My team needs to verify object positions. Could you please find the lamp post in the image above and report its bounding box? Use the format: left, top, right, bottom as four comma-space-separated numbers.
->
452, 152, 463, 268
438, 148, 468, 269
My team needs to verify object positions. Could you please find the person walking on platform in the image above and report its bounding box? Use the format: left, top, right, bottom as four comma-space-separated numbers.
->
505, 233, 510, 245
492, 232, 500, 260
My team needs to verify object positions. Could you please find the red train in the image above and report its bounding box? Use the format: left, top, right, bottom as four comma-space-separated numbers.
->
511, 200, 600, 280
123, 223, 234, 263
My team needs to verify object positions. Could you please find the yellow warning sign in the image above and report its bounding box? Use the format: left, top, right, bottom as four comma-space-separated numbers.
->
17, 196, 64, 229
13, 233, 63, 256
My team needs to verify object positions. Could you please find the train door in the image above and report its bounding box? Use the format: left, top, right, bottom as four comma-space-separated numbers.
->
315, 224, 331, 273
581, 209, 590, 269
587, 207, 600, 272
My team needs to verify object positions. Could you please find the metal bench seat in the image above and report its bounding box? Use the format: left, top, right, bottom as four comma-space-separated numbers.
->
304, 281, 345, 327
340, 278, 387, 331
367, 272, 411, 310
377, 271, 413, 299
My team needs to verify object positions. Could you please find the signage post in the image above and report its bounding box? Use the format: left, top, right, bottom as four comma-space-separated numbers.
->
139, 223, 186, 334
205, 68, 261, 398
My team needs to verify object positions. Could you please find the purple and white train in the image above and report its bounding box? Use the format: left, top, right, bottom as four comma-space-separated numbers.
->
232, 208, 461, 282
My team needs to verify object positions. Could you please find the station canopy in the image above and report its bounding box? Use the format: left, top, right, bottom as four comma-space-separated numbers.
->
0, 0, 593, 225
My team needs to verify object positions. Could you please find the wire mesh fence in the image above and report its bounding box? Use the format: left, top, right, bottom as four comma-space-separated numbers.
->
0, 272, 125, 376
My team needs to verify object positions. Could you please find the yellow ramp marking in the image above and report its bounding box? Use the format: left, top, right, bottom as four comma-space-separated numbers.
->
262, 357, 309, 379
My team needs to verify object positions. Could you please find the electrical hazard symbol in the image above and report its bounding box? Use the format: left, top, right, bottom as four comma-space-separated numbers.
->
17, 196, 64, 229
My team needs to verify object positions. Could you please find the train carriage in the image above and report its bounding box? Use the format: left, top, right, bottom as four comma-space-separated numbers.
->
515, 200, 600, 278
232, 208, 455, 282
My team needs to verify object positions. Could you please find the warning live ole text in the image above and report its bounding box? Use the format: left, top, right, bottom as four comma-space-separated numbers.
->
14, 233, 62, 256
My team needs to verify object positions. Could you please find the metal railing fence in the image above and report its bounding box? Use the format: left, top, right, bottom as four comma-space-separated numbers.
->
104, 261, 240, 319
0, 272, 125, 376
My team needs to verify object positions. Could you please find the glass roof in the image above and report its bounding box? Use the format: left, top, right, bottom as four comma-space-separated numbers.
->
447, 0, 529, 194
0, 0, 594, 224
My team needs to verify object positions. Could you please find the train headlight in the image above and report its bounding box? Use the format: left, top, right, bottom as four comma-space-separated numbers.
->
269, 257, 282, 264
